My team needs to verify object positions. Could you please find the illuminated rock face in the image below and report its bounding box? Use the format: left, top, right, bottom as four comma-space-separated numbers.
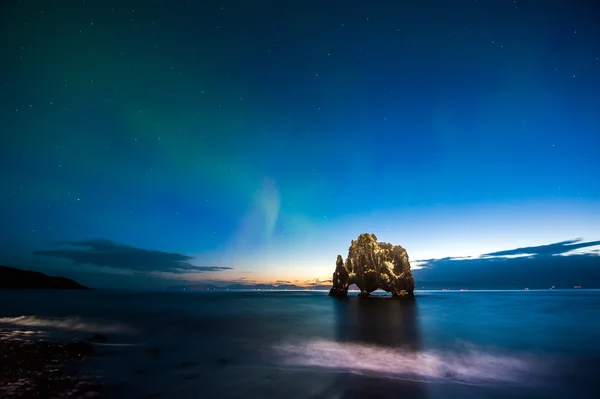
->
328, 233, 415, 298
329, 255, 349, 297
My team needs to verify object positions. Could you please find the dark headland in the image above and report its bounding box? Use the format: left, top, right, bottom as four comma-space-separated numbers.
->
0, 266, 88, 289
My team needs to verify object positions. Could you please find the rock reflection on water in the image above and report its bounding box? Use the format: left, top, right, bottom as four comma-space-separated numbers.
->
331, 296, 426, 398
334, 295, 421, 347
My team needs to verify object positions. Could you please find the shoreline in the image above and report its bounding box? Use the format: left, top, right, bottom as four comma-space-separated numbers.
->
0, 336, 103, 398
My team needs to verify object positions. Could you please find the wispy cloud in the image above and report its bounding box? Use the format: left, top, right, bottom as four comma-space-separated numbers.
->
33, 239, 232, 274
482, 238, 600, 258
229, 178, 280, 250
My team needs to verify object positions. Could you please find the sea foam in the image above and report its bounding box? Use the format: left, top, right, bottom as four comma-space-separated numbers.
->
0, 315, 137, 335
275, 339, 549, 386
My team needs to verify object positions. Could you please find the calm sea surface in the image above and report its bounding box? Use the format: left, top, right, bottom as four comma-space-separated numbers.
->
1, 289, 599, 398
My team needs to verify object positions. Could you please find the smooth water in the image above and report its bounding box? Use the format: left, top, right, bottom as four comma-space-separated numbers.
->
1, 290, 599, 398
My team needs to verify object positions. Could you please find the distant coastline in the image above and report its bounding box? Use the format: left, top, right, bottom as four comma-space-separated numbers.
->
175, 286, 596, 292
176, 281, 593, 292
0, 266, 88, 289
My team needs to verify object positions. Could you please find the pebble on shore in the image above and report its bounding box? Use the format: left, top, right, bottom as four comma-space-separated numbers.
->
0, 337, 103, 398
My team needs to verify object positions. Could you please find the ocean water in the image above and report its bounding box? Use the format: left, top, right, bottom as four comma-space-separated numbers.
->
1, 289, 599, 399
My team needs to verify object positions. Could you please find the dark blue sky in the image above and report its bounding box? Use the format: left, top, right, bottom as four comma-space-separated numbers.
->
1, 0, 599, 288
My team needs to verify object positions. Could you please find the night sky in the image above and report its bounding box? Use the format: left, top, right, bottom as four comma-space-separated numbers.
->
1, 0, 599, 289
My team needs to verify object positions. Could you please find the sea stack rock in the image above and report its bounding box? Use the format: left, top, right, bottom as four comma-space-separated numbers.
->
329, 255, 349, 297
328, 233, 415, 298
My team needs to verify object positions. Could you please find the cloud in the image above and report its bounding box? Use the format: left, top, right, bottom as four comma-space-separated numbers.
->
413, 238, 600, 289
33, 239, 232, 274
482, 238, 600, 258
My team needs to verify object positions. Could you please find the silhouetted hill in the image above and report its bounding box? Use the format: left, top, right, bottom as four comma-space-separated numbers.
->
0, 266, 88, 289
